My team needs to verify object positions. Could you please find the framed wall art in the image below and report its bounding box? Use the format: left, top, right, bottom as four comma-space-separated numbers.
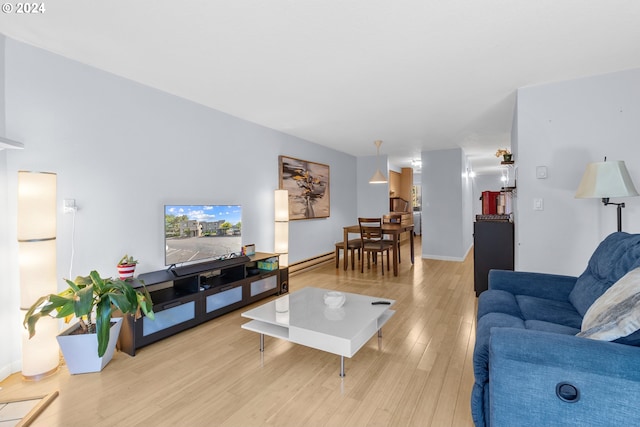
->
279, 155, 330, 220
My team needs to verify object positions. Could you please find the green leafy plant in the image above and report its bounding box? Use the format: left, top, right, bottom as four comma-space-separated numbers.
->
23, 271, 155, 357
118, 254, 138, 266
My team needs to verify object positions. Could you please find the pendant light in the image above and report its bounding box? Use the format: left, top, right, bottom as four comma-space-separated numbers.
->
369, 140, 388, 184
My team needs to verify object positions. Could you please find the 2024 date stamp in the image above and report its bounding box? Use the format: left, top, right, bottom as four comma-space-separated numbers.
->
2, 2, 46, 13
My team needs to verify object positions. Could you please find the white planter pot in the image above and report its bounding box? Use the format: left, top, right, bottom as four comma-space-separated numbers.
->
56, 317, 122, 375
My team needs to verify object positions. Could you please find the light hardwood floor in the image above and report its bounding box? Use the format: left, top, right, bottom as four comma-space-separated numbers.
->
0, 239, 477, 427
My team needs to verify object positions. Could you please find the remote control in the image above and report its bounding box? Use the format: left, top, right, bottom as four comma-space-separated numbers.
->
371, 301, 391, 305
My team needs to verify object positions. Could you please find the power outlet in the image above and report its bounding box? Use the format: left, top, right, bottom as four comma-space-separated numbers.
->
63, 199, 77, 213
536, 166, 548, 179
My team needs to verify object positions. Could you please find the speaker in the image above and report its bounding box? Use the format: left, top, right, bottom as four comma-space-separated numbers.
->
279, 267, 289, 294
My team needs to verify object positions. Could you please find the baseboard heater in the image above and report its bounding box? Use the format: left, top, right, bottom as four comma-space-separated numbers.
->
289, 252, 334, 276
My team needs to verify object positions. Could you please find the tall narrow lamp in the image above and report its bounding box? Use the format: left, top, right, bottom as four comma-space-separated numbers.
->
274, 189, 289, 267
18, 171, 59, 379
575, 160, 639, 232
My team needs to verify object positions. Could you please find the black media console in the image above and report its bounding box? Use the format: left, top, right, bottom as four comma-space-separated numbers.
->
118, 252, 285, 356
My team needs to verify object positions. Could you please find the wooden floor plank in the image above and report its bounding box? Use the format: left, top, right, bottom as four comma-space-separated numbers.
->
0, 238, 476, 427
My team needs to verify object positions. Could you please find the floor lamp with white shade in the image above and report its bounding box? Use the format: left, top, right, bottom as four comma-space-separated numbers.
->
575, 159, 639, 232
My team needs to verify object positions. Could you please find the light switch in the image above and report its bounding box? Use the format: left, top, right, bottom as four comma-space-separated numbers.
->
533, 198, 544, 211
536, 166, 548, 179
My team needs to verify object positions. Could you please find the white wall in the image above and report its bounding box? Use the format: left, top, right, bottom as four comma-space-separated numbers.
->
461, 155, 474, 258
515, 68, 640, 275
422, 148, 472, 260
0, 37, 358, 378
0, 36, 21, 380
357, 154, 389, 218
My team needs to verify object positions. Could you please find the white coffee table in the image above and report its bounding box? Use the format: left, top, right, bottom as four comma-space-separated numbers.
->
241, 287, 395, 377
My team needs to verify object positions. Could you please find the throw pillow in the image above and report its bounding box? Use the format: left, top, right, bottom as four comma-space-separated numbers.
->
577, 267, 640, 341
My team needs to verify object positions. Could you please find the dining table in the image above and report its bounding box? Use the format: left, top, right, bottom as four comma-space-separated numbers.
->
343, 223, 414, 276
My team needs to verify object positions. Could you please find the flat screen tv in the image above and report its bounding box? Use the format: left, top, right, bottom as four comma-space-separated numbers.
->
165, 204, 242, 266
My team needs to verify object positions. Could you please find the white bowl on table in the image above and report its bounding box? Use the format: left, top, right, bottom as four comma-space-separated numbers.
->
323, 291, 346, 309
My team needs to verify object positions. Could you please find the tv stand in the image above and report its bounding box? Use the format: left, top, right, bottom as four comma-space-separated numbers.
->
118, 252, 284, 356
169, 255, 251, 277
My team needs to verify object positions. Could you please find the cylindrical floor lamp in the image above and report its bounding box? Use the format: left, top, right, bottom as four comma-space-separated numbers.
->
18, 171, 59, 380
274, 189, 289, 267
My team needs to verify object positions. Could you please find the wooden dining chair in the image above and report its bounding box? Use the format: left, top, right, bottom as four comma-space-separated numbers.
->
358, 217, 394, 275
382, 214, 403, 263
335, 239, 362, 270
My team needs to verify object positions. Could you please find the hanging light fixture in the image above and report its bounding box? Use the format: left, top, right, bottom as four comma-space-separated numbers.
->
369, 140, 388, 184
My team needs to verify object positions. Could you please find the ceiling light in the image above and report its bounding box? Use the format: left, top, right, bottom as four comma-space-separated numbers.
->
369, 140, 387, 184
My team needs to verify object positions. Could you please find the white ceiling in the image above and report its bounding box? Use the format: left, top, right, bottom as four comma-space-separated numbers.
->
1, 1, 640, 173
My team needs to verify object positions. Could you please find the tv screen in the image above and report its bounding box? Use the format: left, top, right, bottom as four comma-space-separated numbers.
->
165, 205, 242, 266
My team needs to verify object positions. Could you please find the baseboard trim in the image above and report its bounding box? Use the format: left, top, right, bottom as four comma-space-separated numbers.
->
289, 252, 334, 276
422, 253, 466, 262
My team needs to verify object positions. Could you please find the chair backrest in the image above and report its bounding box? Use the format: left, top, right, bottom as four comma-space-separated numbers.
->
358, 217, 383, 242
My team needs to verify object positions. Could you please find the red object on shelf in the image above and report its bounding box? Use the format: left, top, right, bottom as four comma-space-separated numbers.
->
117, 264, 136, 279
482, 191, 500, 215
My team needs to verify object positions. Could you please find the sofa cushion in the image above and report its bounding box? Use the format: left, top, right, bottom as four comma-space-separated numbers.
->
524, 319, 580, 335
570, 233, 640, 316
516, 295, 583, 329
477, 289, 522, 320
577, 267, 640, 341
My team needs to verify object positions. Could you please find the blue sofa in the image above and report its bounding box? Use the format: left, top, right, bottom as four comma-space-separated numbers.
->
472, 232, 640, 427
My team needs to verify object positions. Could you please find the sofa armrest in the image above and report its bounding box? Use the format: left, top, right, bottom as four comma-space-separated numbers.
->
489, 328, 640, 427
488, 269, 578, 301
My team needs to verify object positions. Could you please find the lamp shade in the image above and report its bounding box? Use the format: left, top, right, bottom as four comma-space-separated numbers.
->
274, 221, 289, 253
274, 189, 289, 267
17, 171, 59, 379
19, 239, 57, 309
369, 169, 388, 184
18, 171, 57, 240
575, 161, 639, 199
274, 189, 289, 221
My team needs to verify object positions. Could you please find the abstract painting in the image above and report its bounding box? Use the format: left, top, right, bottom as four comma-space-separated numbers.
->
279, 155, 330, 220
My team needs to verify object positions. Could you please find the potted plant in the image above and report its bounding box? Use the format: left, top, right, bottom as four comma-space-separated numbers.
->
23, 270, 155, 374
117, 254, 138, 279
495, 148, 513, 162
